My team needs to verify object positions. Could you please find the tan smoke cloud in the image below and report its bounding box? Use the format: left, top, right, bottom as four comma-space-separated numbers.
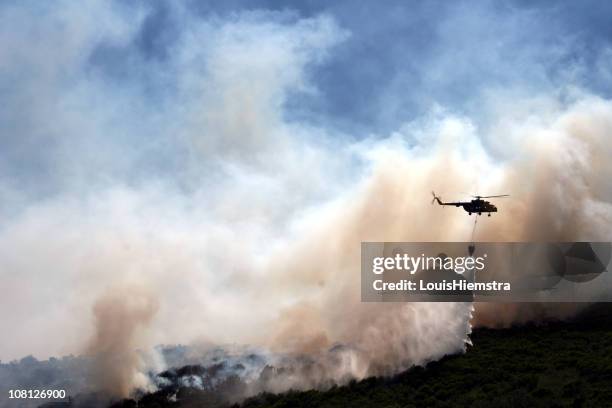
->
259, 143, 477, 381
86, 285, 159, 398
253, 96, 612, 384
470, 97, 612, 326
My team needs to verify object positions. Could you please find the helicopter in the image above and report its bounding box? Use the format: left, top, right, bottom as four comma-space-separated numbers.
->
431, 192, 509, 216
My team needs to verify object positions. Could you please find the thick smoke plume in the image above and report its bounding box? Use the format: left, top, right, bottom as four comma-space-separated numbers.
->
86, 286, 159, 398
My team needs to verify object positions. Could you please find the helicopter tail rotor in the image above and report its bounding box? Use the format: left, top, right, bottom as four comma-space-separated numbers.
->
431, 191, 441, 205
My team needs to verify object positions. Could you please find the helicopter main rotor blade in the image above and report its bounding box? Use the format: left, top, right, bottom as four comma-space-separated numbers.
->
473, 194, 510, 198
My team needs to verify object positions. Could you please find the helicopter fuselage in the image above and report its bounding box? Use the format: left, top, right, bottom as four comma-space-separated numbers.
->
458, 199, 497, 215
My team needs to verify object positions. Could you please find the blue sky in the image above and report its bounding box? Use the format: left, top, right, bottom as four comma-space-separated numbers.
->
89, 0, 612, 132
